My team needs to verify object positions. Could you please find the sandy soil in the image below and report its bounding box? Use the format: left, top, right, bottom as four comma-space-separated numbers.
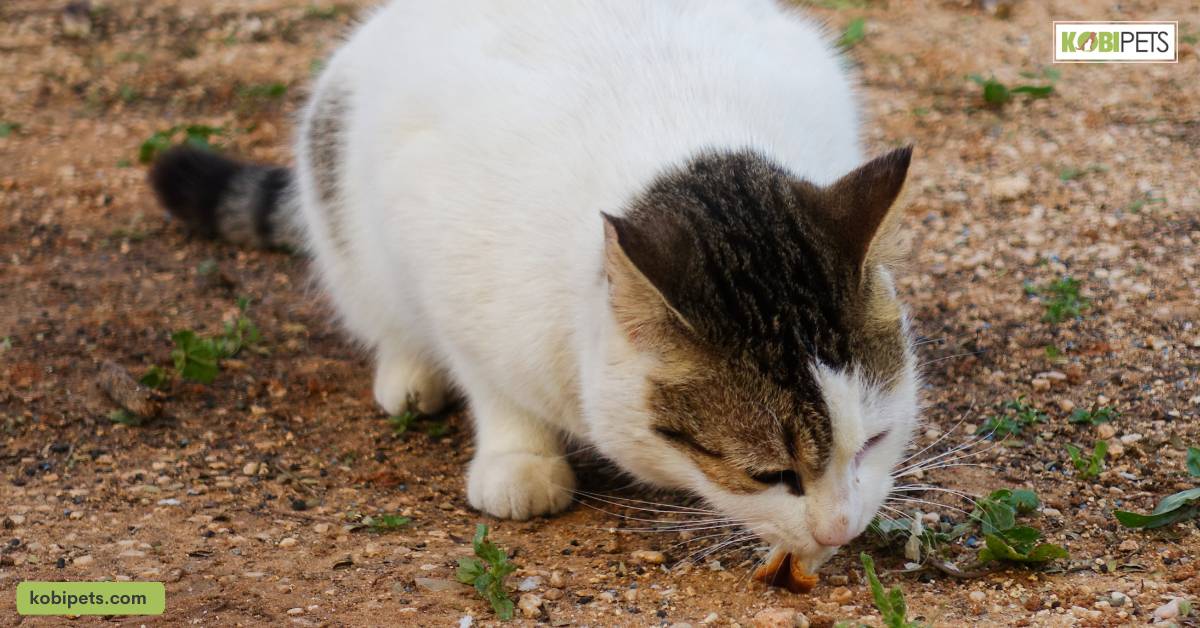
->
1, 0, 1198, 626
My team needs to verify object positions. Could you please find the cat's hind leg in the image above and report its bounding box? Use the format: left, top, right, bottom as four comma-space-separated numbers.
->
466, 391, 575, 520
373, 345, 451, 416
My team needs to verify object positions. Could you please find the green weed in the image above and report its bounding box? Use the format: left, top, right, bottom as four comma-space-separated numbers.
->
456, 524, 517, 621
977, 396, 1046, 438
138, 124, 225, 164
1068, 405, 1118, 426
839, 18, 866, 48
108, 409, 144, 427
1065, 441, 1107, 479
968, 71, 1056, 107
1027, 277, 1090, 323
365, 513, 411, 533
969, 489, 1067, 564
860, 553, 924, 627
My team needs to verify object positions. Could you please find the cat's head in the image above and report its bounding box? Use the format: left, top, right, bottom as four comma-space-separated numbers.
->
586, 147, 918, 571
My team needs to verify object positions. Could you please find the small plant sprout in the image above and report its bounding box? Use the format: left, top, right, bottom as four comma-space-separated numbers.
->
1065, 441, 1107, 479
138, 366, 169, 390
108, 409, 143, 427
388, 411, 417, 436
216, 297, 262, 357
839, 18, 866, 48
365, 513, 411, 533
138, 124, 225, 164
860, 553, 924, 628
968, 70, 1056, 107
167, 298, 262, 383
170, 330, 221, 384
1027, 276, 1090, 323
457, 524, 517, 621
1068, 405, 1118, 426
977, 396, 1047, 439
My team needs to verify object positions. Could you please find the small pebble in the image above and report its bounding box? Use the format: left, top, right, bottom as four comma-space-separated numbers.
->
630, 549, 666, 565
1097, 424, 1117, 439
969, 591, 987, 603
1110, 591, 1130, 607
1119, 433, 1143, 445
458, 616, 474, 628
279, 537, 298, 548
752, 607, 807, 628
517, 593, 543, 618
286, 608, 304, 616
830, 587, 853, 604
701, 611, 719, 624
518, 576, 542, 592
543, 588, 563, 601
1153, 598, 1182, 622
549, 571, 565, 588
73, 555, 94, 567
1118, 539, 1138, 552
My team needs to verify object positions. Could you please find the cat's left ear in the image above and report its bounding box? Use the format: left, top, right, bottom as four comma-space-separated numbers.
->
821, 146, 912, 272
600, 213, 697, 351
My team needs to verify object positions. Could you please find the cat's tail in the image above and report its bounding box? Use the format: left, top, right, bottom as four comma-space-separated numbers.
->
149, 146, 302, 250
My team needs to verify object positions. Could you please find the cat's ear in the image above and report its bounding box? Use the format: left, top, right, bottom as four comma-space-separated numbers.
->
601, 213, 696, 349
820, 146, 912, 272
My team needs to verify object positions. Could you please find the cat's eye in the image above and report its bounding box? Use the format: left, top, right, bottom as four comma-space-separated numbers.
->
855, 429, 891, 465
863, 429, 890, 452
749, 469, 804, 496
653, 427, 720, 458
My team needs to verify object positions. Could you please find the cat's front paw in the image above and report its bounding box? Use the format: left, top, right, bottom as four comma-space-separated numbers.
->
467, 452, 575, 520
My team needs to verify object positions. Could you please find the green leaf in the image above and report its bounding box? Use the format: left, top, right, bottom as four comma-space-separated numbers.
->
170, 330, 220, 383
138, 365, 169, 390
490, 596, 515, 621
979, 533, 1066, 564
1000, 526, 1041, 548
139, 129, 175, 163
1007, 489, 1040, 513
860, 553, 921, 628
108, 409, 143, 427
1187, 446, 1200, 478
460, 524, 515, 621
367, 514, 410, 533
1010, 84, 1054, 98
1069, 406, 1118, 425
388, 411, 417, 436
1114, 487, 1200, 529
839, 18, 866, 48
456, 557, 484, 584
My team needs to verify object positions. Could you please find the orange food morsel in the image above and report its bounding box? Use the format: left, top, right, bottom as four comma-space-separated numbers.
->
752, 551, 819, 594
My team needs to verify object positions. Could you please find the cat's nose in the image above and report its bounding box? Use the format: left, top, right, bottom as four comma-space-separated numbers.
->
812, 515, 857, 547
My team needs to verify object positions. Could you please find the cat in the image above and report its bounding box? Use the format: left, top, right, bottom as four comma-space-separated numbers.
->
150, 0, 920, 573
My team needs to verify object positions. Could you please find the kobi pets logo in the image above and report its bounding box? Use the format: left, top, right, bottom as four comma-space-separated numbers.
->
1054, 21, 1178, 63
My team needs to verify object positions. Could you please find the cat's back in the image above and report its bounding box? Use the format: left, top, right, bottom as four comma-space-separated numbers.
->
337, 0, 859, 209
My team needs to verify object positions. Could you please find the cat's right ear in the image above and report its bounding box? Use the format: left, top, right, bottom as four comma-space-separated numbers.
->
601, 213, 696, 350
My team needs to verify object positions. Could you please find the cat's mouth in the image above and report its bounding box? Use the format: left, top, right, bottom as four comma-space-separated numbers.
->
752, 546, 823, 593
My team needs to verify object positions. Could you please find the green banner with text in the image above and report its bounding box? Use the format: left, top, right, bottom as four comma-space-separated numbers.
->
16, 581, 165, 616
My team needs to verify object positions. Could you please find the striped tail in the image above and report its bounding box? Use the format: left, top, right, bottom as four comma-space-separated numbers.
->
149, 146, 301, 249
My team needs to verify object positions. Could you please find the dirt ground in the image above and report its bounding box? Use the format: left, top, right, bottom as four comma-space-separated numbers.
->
2, 0, 1198, 626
